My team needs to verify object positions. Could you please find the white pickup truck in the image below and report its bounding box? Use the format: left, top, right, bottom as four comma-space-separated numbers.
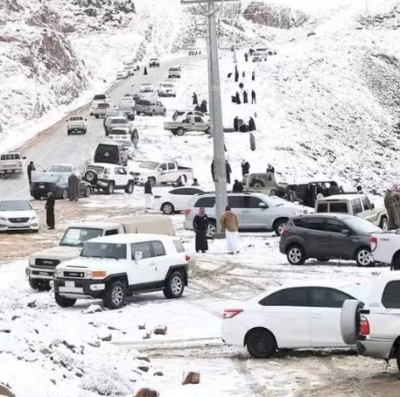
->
370, 231, 400, 269
66, 116, 87, 135
0, 152, 25, 177
164, 114, 210, 136
131, 160, 194, 186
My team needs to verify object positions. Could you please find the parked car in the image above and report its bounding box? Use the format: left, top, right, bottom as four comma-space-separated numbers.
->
136, 99, 166, 116
149, 58, 160, 67
158, 82, 176, 97
30, 173, 91, 200
154, 187, 205, 214
252, 52, 267, 62
83, 163, 134, 195
340, 273, 400, 370
66, 116, 87, 135
53, 234, 190, 309
112, 137, 135, 159
104, 116, 131, 136
242, 172, 288, 196
118, 103, 135, 121
26, 215, 175, 291
184, 192, 308, 237
0, 199, 39, 232
164, 114, 210, 136
370, 231, 400, 269
315, 194, 388, 230
222, 281, 366, 358
188, 48, 201, 56
172, 110, 205, 121
108, 127, 139, 144
90, 102, 112, 118
91, 94, 111, 107
31, 163, 80, 181
131, 160, 194, 186
93, 141, 128, 166
140, 82, 155, 93
0, 152, 25, 176
168, 67, 181, 78
279, 213, 381, 267
117, 71, 128, 80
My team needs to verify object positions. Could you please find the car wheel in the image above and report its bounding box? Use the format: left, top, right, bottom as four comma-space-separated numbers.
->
106, 182, 115, 195
33, 194, 41, 200
62, 189, 68, 200
29, 278, 51, 292
137, 111, 140, 116
161, 202, 175, 214
273, 218, 288, 236
84, 170, 97, 184
286, 245, 305, 265
163, 110, 166, 116
95, 115, 99, 118
340, 299, 363, 345
246, 329, 276, 359
251, 180, 264, 188
176, 128, 185, 136
103, 281, 127, 309
379, 216, 388, 231
206, 219, 216, 238
151, 110, 155, 117
163, 271, 185, 299
355, 247, 373, 267
149, 177, 156, 187
125, 181, 134, 194
55, 293, 76, 308
84, 186, 91, 198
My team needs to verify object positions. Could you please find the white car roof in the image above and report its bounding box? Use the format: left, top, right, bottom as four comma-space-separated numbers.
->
50, 163, 74, 167
87, 233, 177, 244
318, 194, 363, 201
87, 163, 118, 168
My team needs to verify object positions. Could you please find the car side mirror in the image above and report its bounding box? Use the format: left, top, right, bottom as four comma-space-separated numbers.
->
341, 229, 351, 235
23, 157, 27, 160
371, 203, 375, 210
134, 251, 142, 265
259, 202, 267, 208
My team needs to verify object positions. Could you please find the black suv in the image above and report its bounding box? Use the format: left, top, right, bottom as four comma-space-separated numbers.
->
94, 142, 128, 166
279, 213, 382, 267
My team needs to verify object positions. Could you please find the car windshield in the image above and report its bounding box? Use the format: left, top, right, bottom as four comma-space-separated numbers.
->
36, 174, 62, 183
93, 95, 106, 100
49, 165, 72, 173
81, 242, 127, 259
142, 83, 152, 86
69, 117, 82, 121
161, 84, 173, 88
60, 227, 104, 247
112, 118, 127, 124
263, 195, 287, 207
344, 216, 383, 235
140, 161, 159, 170
0, 200, 31, 211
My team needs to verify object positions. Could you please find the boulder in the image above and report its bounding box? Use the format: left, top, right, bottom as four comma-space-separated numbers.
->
182, 371, 200, 385
27, 300, 37, 308
153, 371, 163, 376
0, 384, 15, 397
88, 341, 100, 348
138, 366, 149, 372
153, 326, 167, 335
142, 332, 151, 340
82, 304, 102, 314
134, 388, 159, 397
138, 324, 146, 330
99, 334, 112, 342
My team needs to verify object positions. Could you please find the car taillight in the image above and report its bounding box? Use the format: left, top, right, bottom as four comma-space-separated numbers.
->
184, 209, 191, 215
360, 315, 370, 336
371, 236, 377, 252
223, 309, 243, 319
281, 226, 289, 235
185, 255, 191, 262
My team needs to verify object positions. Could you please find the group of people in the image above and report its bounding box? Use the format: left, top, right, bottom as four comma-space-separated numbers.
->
192, 93, 208, 114
233, 116, 256, 132
385, 185, 400, 230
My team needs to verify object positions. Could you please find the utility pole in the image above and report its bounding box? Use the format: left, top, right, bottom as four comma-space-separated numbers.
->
182, 0, 238, 235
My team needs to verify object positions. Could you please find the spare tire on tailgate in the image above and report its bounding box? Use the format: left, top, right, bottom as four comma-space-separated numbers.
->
340, 299, 363, 345
84, 170, 98, 184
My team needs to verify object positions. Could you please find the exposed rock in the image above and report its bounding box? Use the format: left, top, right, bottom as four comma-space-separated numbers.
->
153, 326, 167, 335
182, 371, 200, 385
307, 32, 316, 37
138, 365, 149, 372
137, 354, 150, 362
134, 388, 159, 397
82, 304, 103, 314
27, 300, 37, 308
99, 334, 112, 342
142, 332, 151, 340
0, 384, 15, 397
138, 324, 146, 330
153, 371, 163, 376
107, 326, 119, 330
88, 341, 100, 348
11, 316, 20, 321
0, 329, 11, 333
40, 348, 52, 355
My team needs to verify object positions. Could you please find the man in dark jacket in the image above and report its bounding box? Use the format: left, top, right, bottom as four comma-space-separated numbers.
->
68, 173, 80, 201
143, 66, 148, 75
252, 71, 255, 81
234, 117, 239, 132
27, 161, 35, 185
249, 117, 256, 131
243, 90, 248, 104
234, 65, 239, 82
235, 92, 241, 105
241, 160, 250, 176
251, 90, 256, 103
266, 164, 275, 173
225, 160, 232, 184
232, 180, 244, 193
200, 100, 208, 113
211, 160, 215, 182
192, 92, 198, 105
144, 177, 153, 209
45, 192, 55, 229
245, 53, 248, 62
250, 132, 256, 151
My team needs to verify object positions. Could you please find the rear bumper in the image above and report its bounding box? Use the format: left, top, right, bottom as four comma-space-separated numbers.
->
221, 322, 244, 346
356, 338, 393, 360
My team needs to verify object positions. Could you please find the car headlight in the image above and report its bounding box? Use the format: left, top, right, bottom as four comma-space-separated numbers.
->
28, 257, 35, 266
54, 268, 63, 278
0, 217, 7, 222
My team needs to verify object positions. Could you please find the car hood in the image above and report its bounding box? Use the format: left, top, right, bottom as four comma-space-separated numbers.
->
58, 257, 129, 272
0, 210, 36, 218
32, 245, 81, 260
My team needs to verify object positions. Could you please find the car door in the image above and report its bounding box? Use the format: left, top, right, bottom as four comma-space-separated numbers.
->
116, 167, 127, 188
149, 241, 169, 282
258, 287, 311, 348
129, 242, 157, 288
309, 287, 356, 347
167, 162, 178, 182
227, 195, 244, 227
360, 196, 377, 223
324, 218, 355, 259
158, 163, 168, 183
242, 196, 268, 229
300, 217, 330, 259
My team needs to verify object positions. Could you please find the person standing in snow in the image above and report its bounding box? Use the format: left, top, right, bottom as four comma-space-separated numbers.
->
211, 160, 215, 182
248, 117, 256, 131
192, 92, 198, 105
225, 160, 232, 184
266, 164, 275, 173
232, 180, 244, 193
68, 172, 80, 201
242, 71, 245, 78
27, 161, 35, 186
200, 100, 208, 114
234, 117, 239, 132
234, 65, 239, 82
241, 160, 250, 176
245, 53, 248, 62
45, 192, 55, 230
220, 206, 240, 254
235, 92, 241, 105
144, 177, 153, 210
252, 71, 255, 81
356, 185, 364, 194
250, 132, 256, 151
193, 207, 209, 253
251, 90, 256, 104
143, 66, 148, 75
192, 178, 200, 186
243, 90, 248, 104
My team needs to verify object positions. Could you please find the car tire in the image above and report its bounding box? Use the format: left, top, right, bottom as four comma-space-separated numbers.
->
106, 182, 115, 195
67, 131, 71, 136
246, 329, 276, 359
137, 111, 140, 116
161, 202, 175, 214
62, 189, 68, 200
163, 110, 166, 117
355, 247, 373, 267
125, 181, 134, 194
33, 194, 41, 200
340, 299, 363, 345
55, 293, 76, 308
151, 110, 155, 117
84, 170, 98, 184
206, 219, 216, 238
163, 271, 185, 299
149, 177, 156, 187
95, 115, 99, 119
273, 218, 288, 236
29, 278, 51, 292
379, 216, 388, 231
250, 180, 264, 188
103, 280, 127, 310
84, 186, 91, 198
176, 128, 185, 136
286, 245, 306, 265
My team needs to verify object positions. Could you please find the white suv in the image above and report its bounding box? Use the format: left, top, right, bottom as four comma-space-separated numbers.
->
53, 234, 191, 309
82, 163, 135, 195
341, 273, 400, 370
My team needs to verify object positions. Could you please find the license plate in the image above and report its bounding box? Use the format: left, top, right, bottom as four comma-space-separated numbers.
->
65, 281, 75, 288
39, 185, 45, 188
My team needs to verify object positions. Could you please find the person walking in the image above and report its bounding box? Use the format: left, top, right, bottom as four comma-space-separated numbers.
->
193, 207, 209, 253
251, 90, 256, 104
252, 71, 255, 81
248, 117, 256, 131
143, 66, 148, 75
241, 160, 250, 176
250, 132, 256, 151
235, 92, 241, 105
144, 177, 153, 210
245, 52, 248, 62
232, 180, 243, 192
234, 66, 239, 82
192, 92, 198, 105
233, 116, 239, 132
45, 192, 55, 230
211, 160, 215, 182
27, 161, 35, 186
200, 100, 208, 113
220, 206, 240, 254
68, 172, 80, 201
243, 90, 248, 104
266, 163, 275, 173
225, 160, 232, 184
192, 178, 199, 186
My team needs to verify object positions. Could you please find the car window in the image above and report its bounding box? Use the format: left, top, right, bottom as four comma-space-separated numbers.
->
309, 287, 355, 308
316, 203, 328, 213
96, 144, 118, 157
362, 196, 372, 210
171, 188, 196, 195
292, 218, 307, 228
382, 281, 400, 308
194, 117, 203, 122
351, 199, 363, 215
151, 241, 166, 257
330, 202, 348, 213
303, 218, 326, 231
159, 163, 167, 171
245, 196, 265, 209
259, 288, 309, 307
227, 196, 244, 208
167, 162, 175, 169
326, 219, 346, 233
105, 229, 119, 236
81, 242, 127, 259
194, 197, 215, 208
131, 242, 152, 259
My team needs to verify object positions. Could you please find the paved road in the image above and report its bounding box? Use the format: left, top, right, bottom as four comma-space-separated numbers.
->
0, 55, 201, 199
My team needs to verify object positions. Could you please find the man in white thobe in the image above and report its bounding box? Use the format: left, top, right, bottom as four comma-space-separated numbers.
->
144, 177, 153, 210
220, 206, 240, 254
